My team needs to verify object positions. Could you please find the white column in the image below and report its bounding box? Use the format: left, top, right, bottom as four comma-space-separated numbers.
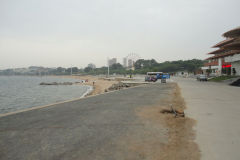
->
218, 58, 222, 75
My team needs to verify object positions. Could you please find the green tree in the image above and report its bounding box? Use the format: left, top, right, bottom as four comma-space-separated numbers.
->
134, 59, 158, 69
72, 67, 78, 73
56, 67, 65, 73
84, 67, 93, 73
110, 63, 123, 70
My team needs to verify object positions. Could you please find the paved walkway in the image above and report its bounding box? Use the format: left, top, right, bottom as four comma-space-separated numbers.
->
175, 77, 240, 160
0, 84, 172, 160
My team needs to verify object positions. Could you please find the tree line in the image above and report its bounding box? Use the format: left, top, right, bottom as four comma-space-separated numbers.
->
83, 59, 205, 75
0, 59, 205, 76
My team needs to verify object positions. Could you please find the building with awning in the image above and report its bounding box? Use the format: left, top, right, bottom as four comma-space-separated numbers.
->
223, 26, 240, 38
202, 27, 240, 76
223, 27, 240, 75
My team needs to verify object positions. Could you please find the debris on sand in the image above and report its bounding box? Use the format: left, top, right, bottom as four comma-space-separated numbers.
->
122, 83, 200, 160
107, 82, 139, 91
160, 104, 185, 117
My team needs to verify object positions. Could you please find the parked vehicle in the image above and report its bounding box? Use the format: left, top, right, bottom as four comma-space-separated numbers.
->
145, 72, 170, 82
147, 72, 163, 79
145, 75, 157, 82
197, 74, 208, 81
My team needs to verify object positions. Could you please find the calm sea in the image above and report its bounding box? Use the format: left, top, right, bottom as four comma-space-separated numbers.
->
0, 76, 92, 114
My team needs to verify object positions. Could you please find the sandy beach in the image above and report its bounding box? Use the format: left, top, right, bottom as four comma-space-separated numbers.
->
58, 75, 119, 96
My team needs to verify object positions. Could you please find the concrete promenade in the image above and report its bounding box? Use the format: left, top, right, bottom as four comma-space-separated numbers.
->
0, 84, 172, 160
175, 77, 240, 160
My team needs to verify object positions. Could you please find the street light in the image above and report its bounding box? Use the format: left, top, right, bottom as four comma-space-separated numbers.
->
107, 58, 109, 78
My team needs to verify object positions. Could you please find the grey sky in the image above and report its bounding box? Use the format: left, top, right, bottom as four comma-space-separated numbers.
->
0, 0, 239, 69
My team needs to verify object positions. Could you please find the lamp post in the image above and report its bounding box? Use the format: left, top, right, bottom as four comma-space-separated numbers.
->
107, 58, 109, 78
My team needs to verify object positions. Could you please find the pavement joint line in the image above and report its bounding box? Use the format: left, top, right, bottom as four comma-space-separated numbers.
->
0, 83, 150, 118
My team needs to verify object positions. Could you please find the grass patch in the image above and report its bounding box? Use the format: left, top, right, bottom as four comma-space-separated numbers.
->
209, 75, 238, 82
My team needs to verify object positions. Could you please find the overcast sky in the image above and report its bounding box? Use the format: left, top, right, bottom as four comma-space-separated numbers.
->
0, 0, 239, 69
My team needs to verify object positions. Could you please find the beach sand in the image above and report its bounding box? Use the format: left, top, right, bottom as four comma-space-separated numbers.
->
58, 75, 119, 96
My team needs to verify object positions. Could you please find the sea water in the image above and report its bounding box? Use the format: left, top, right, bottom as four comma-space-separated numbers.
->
0, 76, 92, 114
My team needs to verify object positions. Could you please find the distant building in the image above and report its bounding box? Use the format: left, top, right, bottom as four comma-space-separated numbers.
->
87, 63, 96, 69
123, 57, 127, 68
128, 59, 133, 68
202, 26, 240, 76
108, 58, 117, 66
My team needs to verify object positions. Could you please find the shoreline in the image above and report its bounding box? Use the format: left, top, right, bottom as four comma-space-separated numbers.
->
56, 75, 119, 96
0, 75, 119, 117
80, 85, 93, 98
0, 75, 115, 117
0, 79, 143, 118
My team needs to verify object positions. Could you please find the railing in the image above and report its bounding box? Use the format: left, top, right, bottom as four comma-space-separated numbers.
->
204, 59, 231, 66
204, 61, 218, 66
